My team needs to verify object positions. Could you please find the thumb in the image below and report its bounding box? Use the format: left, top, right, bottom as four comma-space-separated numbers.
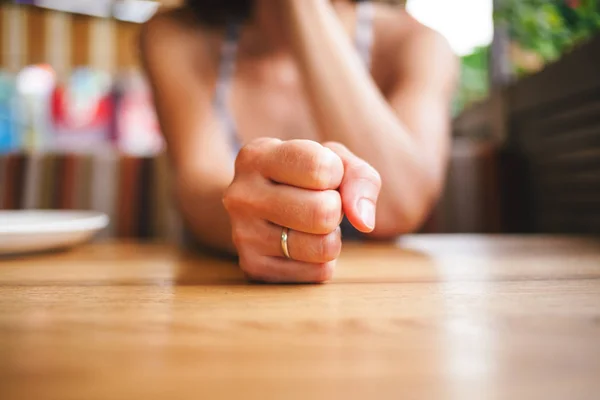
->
323, 142, 382, 233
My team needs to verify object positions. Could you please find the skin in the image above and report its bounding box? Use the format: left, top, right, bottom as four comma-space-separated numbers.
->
140, 0, 458, 283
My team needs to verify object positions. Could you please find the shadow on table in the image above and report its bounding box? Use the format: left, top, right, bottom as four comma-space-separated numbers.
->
174, 241, 438, 286
0, 246, 73, 262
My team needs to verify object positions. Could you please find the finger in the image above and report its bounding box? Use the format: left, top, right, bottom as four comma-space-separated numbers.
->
234, 137, 282, 177
224, 169, 343, 234
224, 177, 342, 234
323, 142, 382, 233
254, 220, 342, 264
239, 253, 336, 284
260, 140, 344, 190
259, 184, 343, 235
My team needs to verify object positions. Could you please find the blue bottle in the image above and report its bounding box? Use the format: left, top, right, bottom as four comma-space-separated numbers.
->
0, 72, 19, 153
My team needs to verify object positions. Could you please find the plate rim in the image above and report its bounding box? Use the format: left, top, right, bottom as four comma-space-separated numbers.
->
0, 210, 110, 235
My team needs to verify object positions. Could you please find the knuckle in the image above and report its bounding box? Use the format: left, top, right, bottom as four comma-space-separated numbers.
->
369, 166, 383, 188
235, 144, 260, 172
316, 229, 342, 262
236, 138, 288, 180
253, 137, 280, 147
244, 268, 264, 282
323, 141, 346, 153
311, 191, 342, 233
222, 184, 246, 213
231, 226, 245, 247
308, 148, 343, 188
350, 162, 382, 188
239, 256, 266, 282
236, 138, 278, 171
314, 261, 336, 283
222, 187, 234, 211
283, 139, 314, 153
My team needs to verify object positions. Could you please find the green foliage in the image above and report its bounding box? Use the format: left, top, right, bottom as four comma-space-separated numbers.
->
453, 46, 490, 116
495, 0, 600, 76
454, 0, 600, 114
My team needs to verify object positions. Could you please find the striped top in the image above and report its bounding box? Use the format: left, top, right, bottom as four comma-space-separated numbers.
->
213, 0, 375, 155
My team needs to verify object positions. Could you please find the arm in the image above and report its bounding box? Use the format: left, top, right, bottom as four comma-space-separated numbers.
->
282, 0, 458, 237
140, 14, 236, 253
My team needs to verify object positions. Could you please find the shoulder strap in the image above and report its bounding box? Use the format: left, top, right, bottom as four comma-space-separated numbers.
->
355, 1, 374, 70
215, 23, 240, 105
214, 22, 242, 154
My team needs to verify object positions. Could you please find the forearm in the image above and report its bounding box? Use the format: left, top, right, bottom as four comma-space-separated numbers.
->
284, 0, 437, 234
175, 176, 236, 254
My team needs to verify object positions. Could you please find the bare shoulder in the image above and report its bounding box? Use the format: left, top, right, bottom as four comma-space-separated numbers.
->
140, 8, 218, 75
140, 9, 194, 56
372, 4, 458, 89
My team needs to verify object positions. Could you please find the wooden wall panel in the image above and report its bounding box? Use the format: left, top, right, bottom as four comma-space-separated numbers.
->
45, 10, 71, 79
455, 35, 600, 235
1, 4, 27, 73
90, 17, 116, 73
116, 22, 141, 70
0, 4, 147, 73
26, 7, 47, 66
70, 14, 91, 68
0, 6, 4, 68
0, 2, 407, 73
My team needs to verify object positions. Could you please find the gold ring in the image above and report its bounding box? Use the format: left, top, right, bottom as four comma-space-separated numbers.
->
281, 227, 291, 259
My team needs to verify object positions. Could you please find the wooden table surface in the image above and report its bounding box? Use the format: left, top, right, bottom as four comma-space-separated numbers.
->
0, 235, 599, 400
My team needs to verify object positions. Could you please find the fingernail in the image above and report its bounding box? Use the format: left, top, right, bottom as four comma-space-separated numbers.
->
358, 198, 375, 230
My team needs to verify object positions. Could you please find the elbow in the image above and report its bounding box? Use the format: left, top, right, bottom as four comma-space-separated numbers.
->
369, 178, 442, 239
369, 202, 429, 239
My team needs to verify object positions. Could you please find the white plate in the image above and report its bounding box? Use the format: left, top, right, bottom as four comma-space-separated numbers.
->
0, 210, 109, 256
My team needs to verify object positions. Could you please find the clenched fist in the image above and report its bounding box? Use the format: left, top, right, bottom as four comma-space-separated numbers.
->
223, 138, 381, 283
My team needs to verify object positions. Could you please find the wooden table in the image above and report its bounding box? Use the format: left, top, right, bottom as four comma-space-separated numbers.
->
1, 236, 599, 399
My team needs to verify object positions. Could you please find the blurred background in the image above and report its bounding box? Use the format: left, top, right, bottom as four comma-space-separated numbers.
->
1, 0, 599, 239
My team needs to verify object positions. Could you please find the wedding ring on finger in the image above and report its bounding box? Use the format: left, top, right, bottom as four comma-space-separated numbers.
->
281, 227, 292, 260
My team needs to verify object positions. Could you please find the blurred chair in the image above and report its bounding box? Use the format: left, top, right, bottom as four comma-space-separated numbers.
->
503, 34, 600, 234
434, 33, 600, 235
421, 137, 502, 234
0, 151, 183, 242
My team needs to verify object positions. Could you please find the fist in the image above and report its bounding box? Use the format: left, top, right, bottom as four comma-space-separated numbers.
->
223, 138, 381, 283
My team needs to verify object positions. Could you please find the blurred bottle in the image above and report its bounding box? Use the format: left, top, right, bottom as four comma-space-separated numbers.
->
113, 70, 163, 156
0, 72, 20, 153
51, 67, 114, 153
15, 64, 57, 151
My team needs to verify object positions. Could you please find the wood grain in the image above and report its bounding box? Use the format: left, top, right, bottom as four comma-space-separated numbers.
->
25, 6, 46, 66
0, 236, 599, 400
70, 14, 90, 67
0, 6, 4, 68
116, 21, 140, 70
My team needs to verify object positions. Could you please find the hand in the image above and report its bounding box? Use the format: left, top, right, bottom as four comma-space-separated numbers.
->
223, 138, 381, 283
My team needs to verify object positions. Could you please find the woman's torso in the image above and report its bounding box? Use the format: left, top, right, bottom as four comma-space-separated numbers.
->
166, 1, 417, 243
202, 1, 411, 153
